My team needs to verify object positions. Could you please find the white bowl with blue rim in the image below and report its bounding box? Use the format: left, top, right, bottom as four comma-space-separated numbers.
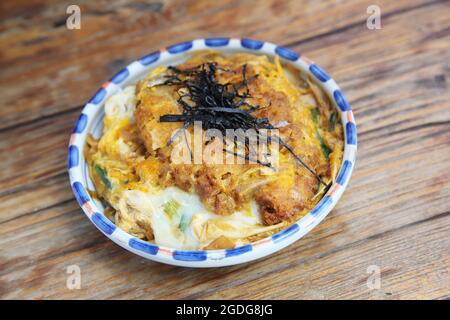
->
68, 38, 357, 267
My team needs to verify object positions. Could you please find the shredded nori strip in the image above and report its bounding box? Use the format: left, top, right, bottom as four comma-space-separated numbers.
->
158, 62, 329, 188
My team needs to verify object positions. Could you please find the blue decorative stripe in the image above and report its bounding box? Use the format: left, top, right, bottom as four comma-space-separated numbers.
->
205, 37, 230, 47
68, 145, 79, 169
310, 64, 330, 82
72, 181, 90, 205
139, 51, 161, 65
275, 46, 299, 61
272, 223, 300, 243
346, 122, 357, 145
225, 244, 252, 257
334, 90, 350, 111
240, 38, 264, 50
89, 88, 107, 104
92, 212, 116, 235
173, 250, 207, 261
311, 196, 332, 216
111, 68, 129, 84
336, 160, 352, 185
129, 238, 159, 255
72, 113, 88, 133
167, 41, 193, 54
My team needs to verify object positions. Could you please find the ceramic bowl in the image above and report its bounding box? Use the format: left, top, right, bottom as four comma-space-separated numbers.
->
68, 38, 357, 267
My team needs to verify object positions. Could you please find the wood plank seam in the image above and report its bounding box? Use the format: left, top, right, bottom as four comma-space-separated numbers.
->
0, 197, 74, 225
283, 0, 444, 48
0, 0, 445, 134
0, 105, 83, 135
184, 210, 450, 299
359, 120, 450, 140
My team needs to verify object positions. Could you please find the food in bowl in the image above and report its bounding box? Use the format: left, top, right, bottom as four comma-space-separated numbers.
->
85, 50, 344, 250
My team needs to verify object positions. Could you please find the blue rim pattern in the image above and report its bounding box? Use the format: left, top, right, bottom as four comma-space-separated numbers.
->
275, 46, 299, 61
73, 114, 88, 133
173, 250, 207, 262
241, 38, 264, 50
129, 238, 159, 255
139, 51, 161, 66
167, 41, 193, 54
68, 145, 79, 169
111, 68, 130, 84
272, 223, 300, 243
89, 88, 107, 104
205, 37, 230, 47
68, 38, 357, 267
92, 212, 116, 235
310, 64, 331, 82
334, 90, 351, 111
310, 196, 332, 216
225, 244, 253, 257
72, 181, 90, 205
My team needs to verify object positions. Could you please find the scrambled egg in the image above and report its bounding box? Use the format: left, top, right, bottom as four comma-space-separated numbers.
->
85, 51, 343, 250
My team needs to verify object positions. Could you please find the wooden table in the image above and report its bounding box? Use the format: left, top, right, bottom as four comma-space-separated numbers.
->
1, 0, 449, 300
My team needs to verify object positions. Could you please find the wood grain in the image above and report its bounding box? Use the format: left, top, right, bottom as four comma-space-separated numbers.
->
0, 0, 449, 299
